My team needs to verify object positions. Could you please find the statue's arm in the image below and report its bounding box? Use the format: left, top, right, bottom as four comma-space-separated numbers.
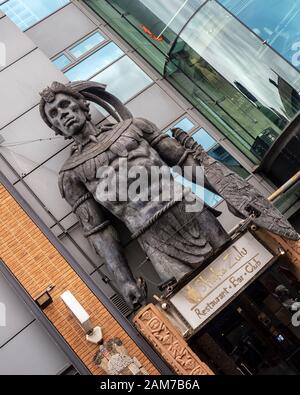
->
133, 117, 216, 191
134, 118, 298, 240
58, 172, 146, 307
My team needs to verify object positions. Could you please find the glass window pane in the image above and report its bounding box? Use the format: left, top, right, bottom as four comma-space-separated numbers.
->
0, 0, 70, 31
91, 56, 153, 102
65, 42, 124, 81
166, 126, 223, 207
52, 54, 71, 70
218, 0, 300, 69
174, 117, 195, 131
69, 32, 105, 58
203, 187, 223, 207
192, 128, 217, 151
208, 145, 249, 179
166, 117, 195, 135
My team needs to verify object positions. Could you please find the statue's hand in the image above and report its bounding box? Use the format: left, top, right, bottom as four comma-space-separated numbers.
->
123, 278, 147, 309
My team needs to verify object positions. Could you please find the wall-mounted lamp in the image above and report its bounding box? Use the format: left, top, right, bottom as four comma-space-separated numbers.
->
35, 285, 55, 310
61, 291, 103, 345
278, 247, 286, 256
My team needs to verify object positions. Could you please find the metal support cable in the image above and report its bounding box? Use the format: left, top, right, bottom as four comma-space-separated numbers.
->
0, 136, 62, 148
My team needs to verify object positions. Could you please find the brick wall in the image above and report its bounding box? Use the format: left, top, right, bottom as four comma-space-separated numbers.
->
0, 184, 159, 375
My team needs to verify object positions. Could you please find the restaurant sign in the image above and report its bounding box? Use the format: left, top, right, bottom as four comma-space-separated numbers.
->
170, 232, 274, 331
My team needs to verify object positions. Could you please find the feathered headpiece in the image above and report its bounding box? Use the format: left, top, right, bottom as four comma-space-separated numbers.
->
39, 80, 133, 130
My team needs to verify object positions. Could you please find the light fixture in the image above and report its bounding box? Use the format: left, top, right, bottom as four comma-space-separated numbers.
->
35, 285, 55, 310
61, 291, 103, 345
102, 276, 110, 284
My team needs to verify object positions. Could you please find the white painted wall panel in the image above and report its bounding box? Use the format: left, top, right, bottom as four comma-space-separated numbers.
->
26, 3, 96, 58
0, 17, 35, 71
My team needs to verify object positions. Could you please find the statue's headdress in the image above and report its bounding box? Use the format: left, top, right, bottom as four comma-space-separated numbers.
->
39, 80, 133, 134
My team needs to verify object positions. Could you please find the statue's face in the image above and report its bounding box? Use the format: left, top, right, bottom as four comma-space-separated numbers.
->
44, 93, 87, 137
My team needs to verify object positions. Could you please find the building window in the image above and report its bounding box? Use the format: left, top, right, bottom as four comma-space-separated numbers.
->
64, 42, 124, 81
166, 117, 249, 206
166, 118, 221, 207
166, 116, 196, 135
52, 54, 72, 71
91, 56, 153, 103
84, 0, 206, 74
191, 128, 250, 179
170, 117, 195, 133
172, 170, 223, 208
69, 32, 105, 59
218, 0, 300, 70
0, 0, 70, 31
55, 32, 153, 104
191, 128, 217, 151
51, 30, 109, 72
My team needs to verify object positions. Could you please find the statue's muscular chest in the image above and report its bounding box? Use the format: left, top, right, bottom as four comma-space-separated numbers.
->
71, 124, 161, 186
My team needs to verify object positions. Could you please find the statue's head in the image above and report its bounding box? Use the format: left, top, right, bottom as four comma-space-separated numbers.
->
39, 81, 91, 139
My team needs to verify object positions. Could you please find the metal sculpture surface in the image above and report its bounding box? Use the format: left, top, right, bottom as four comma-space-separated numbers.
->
39, 81, 298, 307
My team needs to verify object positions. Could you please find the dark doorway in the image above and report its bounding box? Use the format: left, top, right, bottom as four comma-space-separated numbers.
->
190, 257, 300, 375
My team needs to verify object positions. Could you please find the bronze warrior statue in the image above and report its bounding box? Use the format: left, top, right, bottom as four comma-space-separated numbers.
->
39, 81, 298, 308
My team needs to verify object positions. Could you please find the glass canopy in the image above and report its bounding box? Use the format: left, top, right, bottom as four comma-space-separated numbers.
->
86, 0, 300, 164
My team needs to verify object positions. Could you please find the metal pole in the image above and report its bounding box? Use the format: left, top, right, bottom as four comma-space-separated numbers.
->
229, 171, 300, 237
157, 0, 189, 39
268, 171, 300, 202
